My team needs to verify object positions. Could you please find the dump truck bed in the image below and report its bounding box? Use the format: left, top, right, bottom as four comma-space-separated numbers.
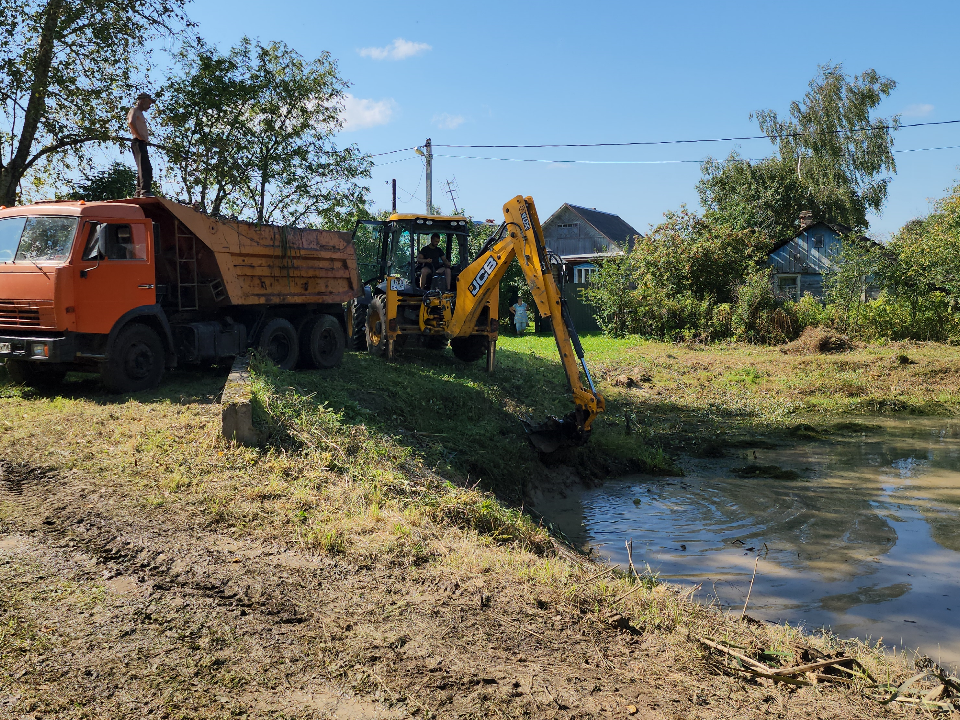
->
124, 198, 359, 307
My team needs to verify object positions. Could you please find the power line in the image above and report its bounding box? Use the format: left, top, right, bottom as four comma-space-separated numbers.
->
429, 118, 960, 150
433, 154, 703, 165
368, 146, 418, 157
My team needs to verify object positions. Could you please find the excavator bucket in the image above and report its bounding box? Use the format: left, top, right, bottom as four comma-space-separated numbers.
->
522, 411, 590, 455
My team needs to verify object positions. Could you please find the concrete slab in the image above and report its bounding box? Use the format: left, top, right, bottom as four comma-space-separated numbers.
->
221, 355, 261, 446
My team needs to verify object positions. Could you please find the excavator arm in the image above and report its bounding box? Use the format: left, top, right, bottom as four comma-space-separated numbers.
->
448, 195, 605, 451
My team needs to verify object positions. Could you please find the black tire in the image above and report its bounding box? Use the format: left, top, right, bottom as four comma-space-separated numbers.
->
365, 295, 388, 358
258, 317, 298, 370
346, 299, 368, 352
4, 359, 67, 389
101, 324, 165, 393
300, 314, 345, 369
451, 335, 487, 363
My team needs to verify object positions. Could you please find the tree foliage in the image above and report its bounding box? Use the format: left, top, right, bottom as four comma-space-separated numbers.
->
0, 0, 188, 205
583, 208, 771, 338
699, 64, 899, 240
156, 37, 371, 228
65, 161, 136, 201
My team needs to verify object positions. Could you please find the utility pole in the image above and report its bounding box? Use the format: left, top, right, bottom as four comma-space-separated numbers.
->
424, 137, 432, 214
391, 178, 396, 213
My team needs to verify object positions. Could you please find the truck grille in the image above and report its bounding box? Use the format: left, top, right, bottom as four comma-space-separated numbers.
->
0, 300, 53, 328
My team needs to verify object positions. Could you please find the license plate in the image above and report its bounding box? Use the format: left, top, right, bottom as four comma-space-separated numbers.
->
0, 343, 10, 354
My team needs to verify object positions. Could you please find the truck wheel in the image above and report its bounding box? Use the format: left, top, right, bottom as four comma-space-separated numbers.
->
451, 335, 487, 363
365, 296, 388, 358
300, 315, 345, 369
346, 300, 368, 352
102, 324, 165, 392
4, 360, 67, 389
258, 318, 298, 370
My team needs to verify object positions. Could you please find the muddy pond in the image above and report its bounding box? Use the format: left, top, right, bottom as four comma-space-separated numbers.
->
536, 417, 960, 667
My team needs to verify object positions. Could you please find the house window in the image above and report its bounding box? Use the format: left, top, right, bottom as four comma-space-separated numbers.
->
777, 275, 799, 301
573, 263, 597, 284
556, 222, 580, 239
814, 234, 824, 249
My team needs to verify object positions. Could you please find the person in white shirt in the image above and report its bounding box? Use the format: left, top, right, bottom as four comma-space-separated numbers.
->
127, 93, 155, 197
509, 299, 529, 334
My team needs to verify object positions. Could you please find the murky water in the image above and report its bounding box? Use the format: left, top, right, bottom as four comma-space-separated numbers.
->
537, 417, 960, 667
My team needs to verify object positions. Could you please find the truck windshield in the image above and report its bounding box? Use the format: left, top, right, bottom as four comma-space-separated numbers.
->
0, 216, 79, 264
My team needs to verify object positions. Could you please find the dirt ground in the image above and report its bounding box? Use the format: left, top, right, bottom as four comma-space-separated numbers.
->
0, 451, 936, 719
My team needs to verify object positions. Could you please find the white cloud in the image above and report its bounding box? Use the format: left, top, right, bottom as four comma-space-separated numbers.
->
340, 94, 396, 131
432, 113, 465, 130
358, 38, 431, 61
903, 103, 934, 117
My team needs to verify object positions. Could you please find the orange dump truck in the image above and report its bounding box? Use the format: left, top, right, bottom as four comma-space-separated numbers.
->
0, 197, 359, 391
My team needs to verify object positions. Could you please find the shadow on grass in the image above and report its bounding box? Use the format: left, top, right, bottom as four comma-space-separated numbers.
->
250, 346, 680, 502
0, 365, 232, 406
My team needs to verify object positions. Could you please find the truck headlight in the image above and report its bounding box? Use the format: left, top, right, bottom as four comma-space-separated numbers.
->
31, 343, 48, 357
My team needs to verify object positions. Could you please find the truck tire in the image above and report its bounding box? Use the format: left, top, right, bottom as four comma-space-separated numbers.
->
101, 324, 165, 392
300, 315, 345, 369
451, 335, 487, 363
4, 359, 67, 389
258, 318, 298, 370
346, 300, 368, 352
365, 296, 388, 358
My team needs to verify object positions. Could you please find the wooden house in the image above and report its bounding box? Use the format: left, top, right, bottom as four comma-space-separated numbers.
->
768, 211, 866, 299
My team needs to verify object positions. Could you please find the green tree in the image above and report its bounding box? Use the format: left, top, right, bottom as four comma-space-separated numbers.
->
65, 161, 137, 201
822, 236, 881, 333
157, 37, 371, 228
0, 0, 188, 205
699, 64, 899, 240
583, 208, 770, 338
154, 38, 255, 216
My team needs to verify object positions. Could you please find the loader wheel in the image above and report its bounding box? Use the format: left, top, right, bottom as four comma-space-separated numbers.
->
4, 359, 67, 389
300, 315, 345, 369
346, 299, 368, 352
258, 318, 298, 370
451, 335, 487, 363
365, 296, 388, 358
101, 324, 165, 393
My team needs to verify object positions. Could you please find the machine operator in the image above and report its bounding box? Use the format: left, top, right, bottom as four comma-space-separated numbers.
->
416, 233, 452, 290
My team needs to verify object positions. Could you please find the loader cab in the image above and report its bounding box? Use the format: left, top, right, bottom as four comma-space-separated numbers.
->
350, 215, 470, 289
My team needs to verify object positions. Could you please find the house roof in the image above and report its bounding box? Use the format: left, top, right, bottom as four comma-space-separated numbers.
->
545, 203, 641, 249
768, 220, 854, 255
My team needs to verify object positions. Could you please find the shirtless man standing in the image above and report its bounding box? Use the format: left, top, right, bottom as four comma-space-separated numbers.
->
127, 93, 155, 197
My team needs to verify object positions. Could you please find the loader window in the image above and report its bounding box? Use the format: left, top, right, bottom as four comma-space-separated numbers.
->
351, 220, 385, 280
2, 215, 79, 264
391, 229, 414, 280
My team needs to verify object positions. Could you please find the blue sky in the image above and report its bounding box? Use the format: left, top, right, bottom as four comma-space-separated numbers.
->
184, 0, 960, 237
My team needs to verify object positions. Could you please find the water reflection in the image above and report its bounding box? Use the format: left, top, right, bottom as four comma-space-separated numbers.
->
537, 417, 960, 667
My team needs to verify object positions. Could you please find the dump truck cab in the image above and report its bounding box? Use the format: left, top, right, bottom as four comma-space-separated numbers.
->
0, 200, 166, 382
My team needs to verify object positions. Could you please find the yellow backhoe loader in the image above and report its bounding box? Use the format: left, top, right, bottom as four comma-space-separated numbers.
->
346, 195, 604, 451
